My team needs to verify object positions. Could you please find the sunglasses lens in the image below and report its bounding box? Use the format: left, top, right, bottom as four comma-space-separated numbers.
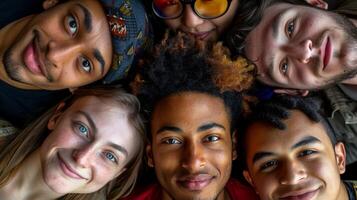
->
194, 0, 229, 18
152, 0, 183, 19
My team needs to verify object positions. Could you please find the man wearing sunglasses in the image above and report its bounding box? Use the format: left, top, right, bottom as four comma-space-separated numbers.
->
148, 0, 239, 42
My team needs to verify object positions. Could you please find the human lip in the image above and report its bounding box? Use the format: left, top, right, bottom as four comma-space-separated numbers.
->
322, 36, 332, 71
23, 38, 43, 75
279, 187, 320, 200
177, 174, 214, 191
58, 153, 88, 180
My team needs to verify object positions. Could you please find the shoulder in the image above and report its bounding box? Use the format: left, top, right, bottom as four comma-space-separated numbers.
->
225, 178, 259, 200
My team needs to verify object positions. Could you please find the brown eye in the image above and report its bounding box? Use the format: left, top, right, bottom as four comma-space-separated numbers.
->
286, 19, 295, 38
66, 14, 78, 35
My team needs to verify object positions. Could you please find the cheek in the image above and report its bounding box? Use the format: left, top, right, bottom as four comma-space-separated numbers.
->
164, 19, 181, 30
253, 173, 279, 199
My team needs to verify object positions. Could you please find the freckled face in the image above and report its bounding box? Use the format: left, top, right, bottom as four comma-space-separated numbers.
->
40, 96, 138, 194
149, 92, 235, 200
244, 110, 346, 200
3, 0, 112, 90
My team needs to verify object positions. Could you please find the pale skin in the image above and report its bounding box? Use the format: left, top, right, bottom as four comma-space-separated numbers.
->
0, 96, 138, 200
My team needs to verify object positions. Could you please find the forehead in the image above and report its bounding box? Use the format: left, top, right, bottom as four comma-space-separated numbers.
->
66, 96, 137, 154
151, 92, 230, 133
245, 110, 332, 153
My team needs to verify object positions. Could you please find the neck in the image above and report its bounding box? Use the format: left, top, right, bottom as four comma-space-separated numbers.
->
0, 149, 62, 200
0, 15, 40, 90
160, 187, 229, 200
337, 181, 350, 200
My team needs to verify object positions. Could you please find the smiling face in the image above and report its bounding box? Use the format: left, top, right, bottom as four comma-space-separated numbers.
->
39, 96, 138, 194
162, 0, 239, 41
2, 0, 112, 90
243, 110, 347, 200
148, 92, 235, 200
244, 3, 357, 90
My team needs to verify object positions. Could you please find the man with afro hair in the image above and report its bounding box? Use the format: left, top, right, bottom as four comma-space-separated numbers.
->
123, 32, 258, 200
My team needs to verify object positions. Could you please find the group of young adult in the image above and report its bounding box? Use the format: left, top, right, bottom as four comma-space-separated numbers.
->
0, 0, 355, 199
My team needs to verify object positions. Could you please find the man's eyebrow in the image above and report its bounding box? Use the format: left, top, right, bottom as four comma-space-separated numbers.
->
94, 49, 105, 75
252, 152, 276, 164
109, 143, 129, 157
197, 122, 226, 132
156, 126, 182, 135
78, 111, 98, 135
291, 136, 322, 150
76, 3, 92, 32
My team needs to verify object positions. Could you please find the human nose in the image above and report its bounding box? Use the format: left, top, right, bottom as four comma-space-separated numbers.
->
181, 141, 206, 172
72, 144, 95, 168
279, 159, 307, 185
181, 5, 205, 29
46, 40, 82, 67
285, 39, 313, 64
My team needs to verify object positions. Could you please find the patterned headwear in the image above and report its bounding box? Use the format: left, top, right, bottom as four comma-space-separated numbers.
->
100, 0, 151, 84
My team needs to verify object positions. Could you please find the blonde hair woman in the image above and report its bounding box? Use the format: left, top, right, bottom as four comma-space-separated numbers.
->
0, 86, 146, 200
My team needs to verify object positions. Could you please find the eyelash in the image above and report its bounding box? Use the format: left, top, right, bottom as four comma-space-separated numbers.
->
65, 13, 79, 36
286, 18, 296, 38
298, 149, 317, 157
73, 121, 90, 139
163, 138, 182, 145
103, 151, 119, 164
260, 160, 278, 171
203, 135, 220, 143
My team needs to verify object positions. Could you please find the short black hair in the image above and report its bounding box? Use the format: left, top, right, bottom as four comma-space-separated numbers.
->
134, 32, 255, 137
237, 95, 337, 169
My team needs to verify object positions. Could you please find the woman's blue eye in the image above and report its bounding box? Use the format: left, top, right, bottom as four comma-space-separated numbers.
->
105, 152, 117, 163
67, 15, 78, 35
79, 57, 92, 73
77, 124, 89, 137
164, 138, 181, 144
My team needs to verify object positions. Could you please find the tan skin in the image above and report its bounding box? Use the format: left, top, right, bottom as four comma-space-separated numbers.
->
163, 0, 239, 42
148, 92, 237, 200
0, 0, 112, 90
0, 96, 139, 200
243, 110, 348, 200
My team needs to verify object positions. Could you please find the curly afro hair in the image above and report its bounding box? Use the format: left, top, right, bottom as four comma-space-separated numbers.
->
133, 32, 255, 135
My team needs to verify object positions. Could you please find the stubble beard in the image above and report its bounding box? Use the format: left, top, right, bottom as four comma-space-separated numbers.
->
327, 12, 357, 85
3, 45, 25, 83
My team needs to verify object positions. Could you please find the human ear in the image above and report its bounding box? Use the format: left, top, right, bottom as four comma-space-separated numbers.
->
305, 0, 328, 10
42, 0, 60, 10
232, 131, 238, 160
47, 102, 66, 130
334, 142, 346, 174
274, 88, 309, 96
146, 144, 154, 168
243, 170, 254, 187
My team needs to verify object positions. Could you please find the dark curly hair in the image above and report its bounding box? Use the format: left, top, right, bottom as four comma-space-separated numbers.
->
237, 94, 337, 169
133, 32, 255, 136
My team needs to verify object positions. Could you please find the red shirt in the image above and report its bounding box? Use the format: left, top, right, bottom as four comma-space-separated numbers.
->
121, 178, 259, 200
